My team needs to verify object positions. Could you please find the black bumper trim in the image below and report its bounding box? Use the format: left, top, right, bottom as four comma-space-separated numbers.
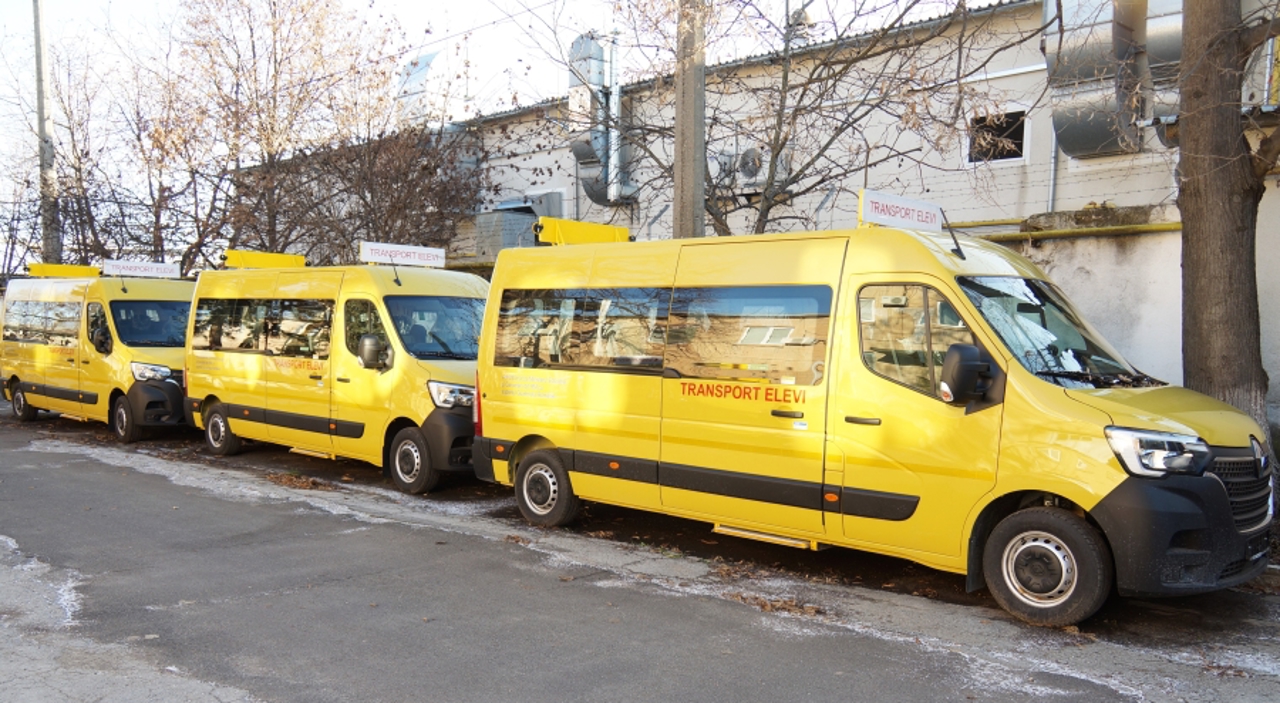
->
420, 407, 475, 474
126, 380, 185, 427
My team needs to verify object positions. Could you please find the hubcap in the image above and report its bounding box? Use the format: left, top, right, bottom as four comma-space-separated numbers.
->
522, 464, 558, 515
115, 405, 128, 436
396, 440, 421, 483
14, 391, 25, 414
1002, 530, 1077, 608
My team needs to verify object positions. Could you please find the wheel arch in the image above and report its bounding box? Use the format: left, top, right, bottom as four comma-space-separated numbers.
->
965, 490, 1111, 592
507, 434, 559, 479
381, 416, 420, 477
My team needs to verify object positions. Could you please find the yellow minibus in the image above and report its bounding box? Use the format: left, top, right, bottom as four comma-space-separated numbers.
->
2, 263, 194, 442
183, 248, 488, 493
473, 211, 1273, 626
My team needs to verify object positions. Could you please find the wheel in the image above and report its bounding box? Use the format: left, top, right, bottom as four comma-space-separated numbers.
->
11, 384, 37, 422
112, 395, 142, 444
514, 450, 580, 527
204, 403, 242, 456
982, 507, 1113, 627
388, 427, 440, 494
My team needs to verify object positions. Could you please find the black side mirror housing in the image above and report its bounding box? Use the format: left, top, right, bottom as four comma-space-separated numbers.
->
91, 327, 113, 355
939, 343, 990, 404
358, 334, 388, 369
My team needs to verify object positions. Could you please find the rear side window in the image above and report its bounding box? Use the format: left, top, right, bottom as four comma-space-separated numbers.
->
191, 299, 269, 352
1, 299, 80, 346
665, 285, 831, 385
493, 288, 670, 370
858, 284, 975, 397
266, 300, 333, 359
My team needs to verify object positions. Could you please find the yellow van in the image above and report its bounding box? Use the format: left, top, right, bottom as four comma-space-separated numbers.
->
473, 218, 1273, 626
183, 251, 488, 494
2, 264, 194, 442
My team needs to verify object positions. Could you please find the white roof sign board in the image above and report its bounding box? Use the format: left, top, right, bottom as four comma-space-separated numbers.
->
359, 241, 446, 268
102, 260, 181, 278
859, 189, 944, 233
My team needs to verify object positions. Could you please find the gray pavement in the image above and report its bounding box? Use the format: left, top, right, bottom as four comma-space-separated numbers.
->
1, 421, 1278, 702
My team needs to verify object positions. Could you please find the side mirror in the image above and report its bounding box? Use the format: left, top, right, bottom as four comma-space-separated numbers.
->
939, 343, 989, 404
358, 334, 388, 369
91, 327, 113, 355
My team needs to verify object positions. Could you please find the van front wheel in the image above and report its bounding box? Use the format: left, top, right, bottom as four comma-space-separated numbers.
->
204, 404, 242, 456
112, 396, 142, 444
11, 384, 37, 422
982, 507, 1113, 627
389, 427, 440, 494
515, 450, 580, 527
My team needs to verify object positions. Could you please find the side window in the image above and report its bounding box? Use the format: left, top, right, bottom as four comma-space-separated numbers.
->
48, 301, 81, 347
492, 288, 670, 369
859, 285, 975, 397
86, 302, 108, 338
665, 285, 831, 385
190, 299, 266, 352
344, 299, 387, 355
267, 300, 333, 359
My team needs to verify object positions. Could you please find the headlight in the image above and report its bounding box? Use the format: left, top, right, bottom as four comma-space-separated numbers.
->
1105, 426, 1211, 477
427, 381, 474, 409
131, 362, 172, 382
1251, 436, 1270, 470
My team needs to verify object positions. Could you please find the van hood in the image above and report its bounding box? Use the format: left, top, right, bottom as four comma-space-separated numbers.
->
135, 346, 185, 370
1065, 386, 1263, 447
413, 359, 476, 386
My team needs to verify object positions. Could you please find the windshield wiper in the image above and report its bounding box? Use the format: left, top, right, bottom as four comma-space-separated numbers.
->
1036, 370, 1164, 388
412, 351, 475, 360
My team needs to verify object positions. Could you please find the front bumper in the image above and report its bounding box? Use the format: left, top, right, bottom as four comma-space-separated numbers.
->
128, 380, 187, 427
420, 406, 474, 474
1092, 469, 1272, 597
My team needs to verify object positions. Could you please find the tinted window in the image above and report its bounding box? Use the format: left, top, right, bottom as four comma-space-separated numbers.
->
493, 288, 670, 369
343, 299, 389, 355
665, 285, 831, 385
191, 299, 269, 352
1, 299, 79, 347
265, 300, 333, 359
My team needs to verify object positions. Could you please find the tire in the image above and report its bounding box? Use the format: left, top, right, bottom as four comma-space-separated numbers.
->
514, 450, 580, 527
388, 427, 440, 494
204, 403, 242, 456
12, 384, 37, 422
983, 507, 1113, 627
112, 395, 142, 444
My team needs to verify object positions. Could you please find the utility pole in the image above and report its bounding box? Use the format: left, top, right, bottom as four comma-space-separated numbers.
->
673, 0, 706, 238
33, 0, 61, 263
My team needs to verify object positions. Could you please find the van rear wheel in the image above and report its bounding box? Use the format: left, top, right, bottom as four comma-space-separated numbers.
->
389, 427, 440, 494
11, 384, 37, 422
515, 450, 580, 527
982, 507, 1113, 627
112, 396, 142, 444
204, 403, 242, 456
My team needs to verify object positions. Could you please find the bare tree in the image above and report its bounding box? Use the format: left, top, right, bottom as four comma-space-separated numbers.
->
1177, 0, 1280, 438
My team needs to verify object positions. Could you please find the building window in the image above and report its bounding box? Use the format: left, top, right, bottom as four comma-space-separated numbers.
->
968, 111, 1025, 162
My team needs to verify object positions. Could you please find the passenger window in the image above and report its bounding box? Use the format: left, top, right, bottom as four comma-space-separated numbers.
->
665, 285, 831, 385
344, 299, 388, 355
86, 302, 108, 337
268, 300, 333, 359
858, 285, 975, 397
493, 288, 670, 369
191, 299, 266, 352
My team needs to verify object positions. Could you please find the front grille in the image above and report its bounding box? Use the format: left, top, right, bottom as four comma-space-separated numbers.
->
1219, 558, 1248, 580
1208, 456, 1272, 532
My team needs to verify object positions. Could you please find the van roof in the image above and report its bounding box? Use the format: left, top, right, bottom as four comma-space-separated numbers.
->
195, 264, 489, 298
492, 225, 1044, 284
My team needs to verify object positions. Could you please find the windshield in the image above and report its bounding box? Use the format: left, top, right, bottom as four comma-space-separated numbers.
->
957, 276, 1162, 389
384, 295, 484, 361
110, 300, 190, 348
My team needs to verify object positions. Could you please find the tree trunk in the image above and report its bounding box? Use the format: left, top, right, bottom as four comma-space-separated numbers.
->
1177, 0, 1271, 438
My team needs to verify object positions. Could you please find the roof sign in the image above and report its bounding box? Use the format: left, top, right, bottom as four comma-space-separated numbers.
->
359, 241, 446, 268
102, 260, 181, 278
858, 189, 944, 233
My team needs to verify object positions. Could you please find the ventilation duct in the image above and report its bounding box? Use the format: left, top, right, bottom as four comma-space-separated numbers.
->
568, 32, 634, 206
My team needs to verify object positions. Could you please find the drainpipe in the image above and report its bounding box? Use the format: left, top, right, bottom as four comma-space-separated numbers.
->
606, 32, 622, 204
1047, 125, 1059, 213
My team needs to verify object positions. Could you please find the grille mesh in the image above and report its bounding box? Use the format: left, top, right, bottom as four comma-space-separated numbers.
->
1208, 457, 1272, 532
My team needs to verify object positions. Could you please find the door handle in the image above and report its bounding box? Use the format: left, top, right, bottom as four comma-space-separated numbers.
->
845, 416, 881, 426
336, 377, 350, 383
67, 358, 76, 364
772, 410, 804, 419
81, 360, 90, 364
309, 374, 323, 380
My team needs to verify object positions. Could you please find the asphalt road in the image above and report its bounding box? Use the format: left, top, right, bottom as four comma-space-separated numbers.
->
1, 413, 1278, 702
